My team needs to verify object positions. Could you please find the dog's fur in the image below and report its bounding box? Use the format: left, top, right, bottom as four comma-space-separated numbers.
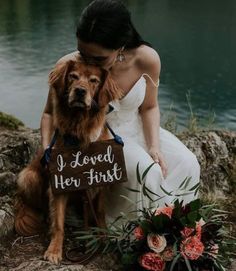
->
15, 57, 122, 264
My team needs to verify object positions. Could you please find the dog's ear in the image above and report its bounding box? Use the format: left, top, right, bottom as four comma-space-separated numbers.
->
98, 71, 123, 107
48, 60, 74, 93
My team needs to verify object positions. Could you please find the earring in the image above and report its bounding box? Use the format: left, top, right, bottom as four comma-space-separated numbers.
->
117, 47, 125, 62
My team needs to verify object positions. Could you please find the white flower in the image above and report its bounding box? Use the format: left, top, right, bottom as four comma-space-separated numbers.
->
147, 234, 167, 253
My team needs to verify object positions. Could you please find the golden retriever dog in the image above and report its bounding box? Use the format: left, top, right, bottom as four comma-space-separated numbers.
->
15, 56, 122, 264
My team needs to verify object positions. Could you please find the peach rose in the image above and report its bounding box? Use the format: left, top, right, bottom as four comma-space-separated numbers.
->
195, 222, 202, 240
155, 206, 173, 218
134, 226, 145, 240
180, 236, 204, 260
181, 227, 195, 238
181, 223, 202, 240
139, 252, 165, 271
161, 246, 175, 261
147, 234, 167, 253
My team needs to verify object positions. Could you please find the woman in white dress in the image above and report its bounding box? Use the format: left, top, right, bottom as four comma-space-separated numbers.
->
42, 0, 200, 221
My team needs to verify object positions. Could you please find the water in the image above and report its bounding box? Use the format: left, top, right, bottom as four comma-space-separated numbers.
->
0, 0, 235, 131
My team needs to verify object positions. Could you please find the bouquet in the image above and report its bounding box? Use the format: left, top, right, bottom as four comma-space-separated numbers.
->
75, 163, 235, 271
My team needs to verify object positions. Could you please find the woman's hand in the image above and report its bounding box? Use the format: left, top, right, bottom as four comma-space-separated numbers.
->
148, 147, 168, 179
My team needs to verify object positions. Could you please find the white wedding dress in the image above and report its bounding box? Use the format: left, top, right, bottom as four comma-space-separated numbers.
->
105, 74, 200, 222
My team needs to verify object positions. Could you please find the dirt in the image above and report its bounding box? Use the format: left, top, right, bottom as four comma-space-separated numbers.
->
0, 230, 121, 271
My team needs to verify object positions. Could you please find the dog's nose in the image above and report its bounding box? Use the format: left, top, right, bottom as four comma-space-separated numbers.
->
75, 88, 86, 98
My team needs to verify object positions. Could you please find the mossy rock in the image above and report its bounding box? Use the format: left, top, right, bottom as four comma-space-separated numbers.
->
0, 111, 24, 130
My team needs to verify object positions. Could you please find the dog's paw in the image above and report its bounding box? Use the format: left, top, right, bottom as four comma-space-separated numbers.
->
44, 247, 62, 265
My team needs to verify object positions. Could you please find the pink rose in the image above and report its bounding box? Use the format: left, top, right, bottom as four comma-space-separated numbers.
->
180, 236, 204, 260
147, 234, 167, 253
134, 226, 145, 240
139, 252, 165, 271
155, 206, 173, 218
181, 227, 195, 238
161, 246, 175, 261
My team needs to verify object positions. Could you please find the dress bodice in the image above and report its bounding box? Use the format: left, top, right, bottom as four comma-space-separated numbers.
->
107, 75, 147, 147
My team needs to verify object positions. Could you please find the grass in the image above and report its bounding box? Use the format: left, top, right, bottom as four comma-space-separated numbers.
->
162, 90, 217, 134
0, 111, 24, 130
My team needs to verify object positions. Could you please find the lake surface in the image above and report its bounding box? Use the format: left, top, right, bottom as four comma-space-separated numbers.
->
0, 0, 235, 131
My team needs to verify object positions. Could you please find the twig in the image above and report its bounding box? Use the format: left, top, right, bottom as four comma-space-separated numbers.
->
11, 234, 39, 247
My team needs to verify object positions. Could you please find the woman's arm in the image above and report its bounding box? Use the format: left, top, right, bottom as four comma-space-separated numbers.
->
138, 47, 168, 178
40, 52, 78, 149
40, 87, 54, 149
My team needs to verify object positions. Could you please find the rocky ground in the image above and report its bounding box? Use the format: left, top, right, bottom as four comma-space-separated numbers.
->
0, 123, 235, 270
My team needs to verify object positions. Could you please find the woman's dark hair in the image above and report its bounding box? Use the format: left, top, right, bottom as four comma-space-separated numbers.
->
76, 0, 151, 50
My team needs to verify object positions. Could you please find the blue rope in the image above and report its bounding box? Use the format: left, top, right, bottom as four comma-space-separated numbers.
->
106, 122, 124, 146
40, 129, 59, 167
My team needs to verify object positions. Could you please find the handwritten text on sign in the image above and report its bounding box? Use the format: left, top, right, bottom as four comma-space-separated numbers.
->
49, 140, 127, 194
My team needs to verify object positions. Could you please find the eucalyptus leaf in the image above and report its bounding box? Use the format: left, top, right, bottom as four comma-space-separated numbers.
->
182, 176, 192, 190
178, 177, 188, 190
184, 257, 193, 271
160, 185, 173, 196
142, 162, 155, 180
136, 162, 142, 185
170, 254, 181, 271
124, 186, 141, 193
189, 182, 200, 191
120, 195, 136, 205
144, 185, 161, 197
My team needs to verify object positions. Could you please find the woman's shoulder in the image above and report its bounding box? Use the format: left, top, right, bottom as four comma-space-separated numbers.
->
135, 45, 161, 80
56, 51, 79, 65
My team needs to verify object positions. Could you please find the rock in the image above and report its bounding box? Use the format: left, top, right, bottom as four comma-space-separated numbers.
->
0, 172, 16, 196
178, 130, 236, 199
0, 127, 40, 174
0, 202, 14, 238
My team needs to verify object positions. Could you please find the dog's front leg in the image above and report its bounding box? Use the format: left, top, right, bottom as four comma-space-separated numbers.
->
44, 188, 68, 264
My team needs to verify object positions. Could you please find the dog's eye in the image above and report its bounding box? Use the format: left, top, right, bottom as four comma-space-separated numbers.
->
69, 73, 79, 80
90, 78, 99, 84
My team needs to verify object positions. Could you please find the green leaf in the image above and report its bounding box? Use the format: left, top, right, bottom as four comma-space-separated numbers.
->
187, 211, 198, 225
189, 182, 200, 191
124, 186, 141, 193
136, 162, 142, 185
214, 259, 226, 271
144, 185, 161, 197
143, 182, 154, 202
160, 185, 173, 196
86, 238, 98, 248
170, 254, 181, 271
86, 242, 99, 254
76, 235, 95, 240
121, 253, 137, 265
174, 192, 195, 197
189, 199, 201, 211
119, 195, 136, 205
142, 162, 155, 180
178, 177, 188, 190
184, 257, 193, 271
194, 187, 199, 196
140, 220, 152, 234
102, 241, 111, 254
182, 176, 192, 190
152, 213, 169, 231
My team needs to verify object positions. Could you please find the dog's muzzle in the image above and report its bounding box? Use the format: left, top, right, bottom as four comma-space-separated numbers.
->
68, 87, 89, 108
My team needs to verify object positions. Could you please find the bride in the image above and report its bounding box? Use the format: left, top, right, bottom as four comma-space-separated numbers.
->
42, 0, 200, 220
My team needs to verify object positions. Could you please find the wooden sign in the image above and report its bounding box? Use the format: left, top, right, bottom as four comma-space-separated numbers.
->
48, 139, 127, 194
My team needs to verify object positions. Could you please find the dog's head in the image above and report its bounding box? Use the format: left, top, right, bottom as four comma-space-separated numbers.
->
49, 58, 122, 111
